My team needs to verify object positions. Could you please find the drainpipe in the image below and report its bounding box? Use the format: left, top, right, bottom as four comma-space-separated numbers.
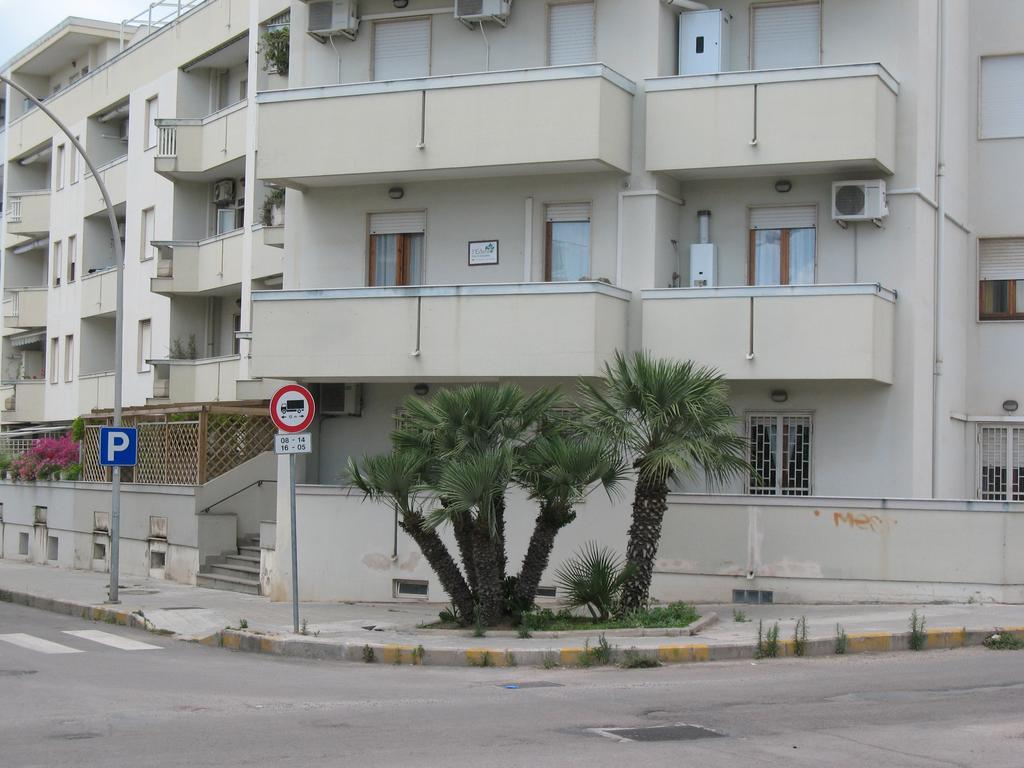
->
931, 0, 947, 499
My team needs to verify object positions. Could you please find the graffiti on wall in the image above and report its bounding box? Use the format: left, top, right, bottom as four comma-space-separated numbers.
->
813, 508, 897, 534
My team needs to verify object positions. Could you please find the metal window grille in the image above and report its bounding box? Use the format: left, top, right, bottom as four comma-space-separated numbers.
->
978, 425, 1024, 501
747, 413, 812, 496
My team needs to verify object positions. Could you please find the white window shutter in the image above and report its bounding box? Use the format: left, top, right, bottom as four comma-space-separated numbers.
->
749, 205, 816, 230
980, 55, 1024, 139
752, 2, 820, 70
369, 211, 426, 235
373, 19, 430, 81
979, 238, 1024, 281
549, 3, 595, 67
546, 202, 592, 223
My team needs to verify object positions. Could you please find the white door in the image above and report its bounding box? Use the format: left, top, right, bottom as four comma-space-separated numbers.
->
549, 3, 595, 66
752, 2, 820, 70
373, 18, 430, 81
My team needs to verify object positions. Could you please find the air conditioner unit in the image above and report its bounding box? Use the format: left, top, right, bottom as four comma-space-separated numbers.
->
320, 383, 362, 416
831, 180, 889, 223
455, 0, 511, 25
306, 0, 359, 40
213, 179, 235, 205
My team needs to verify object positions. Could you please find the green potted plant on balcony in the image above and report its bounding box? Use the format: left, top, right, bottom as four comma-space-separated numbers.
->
260, 187, 285, 226
260, 26, 290, 85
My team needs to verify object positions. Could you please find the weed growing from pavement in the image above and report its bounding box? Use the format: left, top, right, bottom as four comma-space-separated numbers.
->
541, 654, 559, 669
299, 618, 309, 636
983, 632, 1024, 650
238, 618, 248, 630
793, 616, 808, 657
506, 650, 517, 667
732, 609, 748, 623
517, 625, 532, 639
619, 650, 660, 669
579, 634, 614, 667
755, 620, 780, 659
470, 651, 493, 668
412, 645, 425, 664
909, 610, 926, 651
362, 645, 376, 663
835, 624, 849, 655
104, 614, 119, 625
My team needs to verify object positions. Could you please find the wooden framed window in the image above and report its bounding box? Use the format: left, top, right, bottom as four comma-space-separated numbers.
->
979, 238, 1024, 320
548, 2, 595, 66
545, 203, 591, 281
747, 412, 813, 496
368, 211, 425, 287
751, 1, 820, 70
748, 205, 816, 286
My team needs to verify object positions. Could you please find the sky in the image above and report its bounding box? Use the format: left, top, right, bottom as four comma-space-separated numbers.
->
0, 0, 146, 65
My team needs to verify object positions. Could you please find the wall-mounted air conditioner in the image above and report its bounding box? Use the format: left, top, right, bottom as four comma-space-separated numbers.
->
831, 180, 888, 224
321, 383, 362, 416
455, 0, 511, 26
213, 179, 235, 204
306, 0, 359, 40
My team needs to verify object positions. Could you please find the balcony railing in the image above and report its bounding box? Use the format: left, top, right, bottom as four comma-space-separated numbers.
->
256, 64, 634, 185
251, 281, 631, 381
1, 380, 46, 423
79, 371, 116, 415
154, 100, 248, 180
150, 229, 244, 295
5, 190, 50, 236
641, 283, 896, 383
81, 267, 118, 318
3, 287, 48, 329
151, 355, 240, 403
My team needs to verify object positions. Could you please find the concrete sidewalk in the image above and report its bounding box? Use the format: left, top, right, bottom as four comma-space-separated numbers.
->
2, 560, 1022, 666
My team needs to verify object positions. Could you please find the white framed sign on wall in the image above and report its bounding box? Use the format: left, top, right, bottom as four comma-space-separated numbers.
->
468, 240, 499, 266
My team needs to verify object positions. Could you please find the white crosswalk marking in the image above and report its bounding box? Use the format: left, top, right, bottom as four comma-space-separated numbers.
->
0, 633, 84, 654
62, 630, 162, 651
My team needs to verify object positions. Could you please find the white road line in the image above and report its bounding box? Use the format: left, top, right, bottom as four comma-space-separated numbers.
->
0, 633, 84, 654
62, 630, 162, 651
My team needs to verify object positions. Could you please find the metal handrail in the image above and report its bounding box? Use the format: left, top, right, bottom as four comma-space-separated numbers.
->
201, 479, 277, 514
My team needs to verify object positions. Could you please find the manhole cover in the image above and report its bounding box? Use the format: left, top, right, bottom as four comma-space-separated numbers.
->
589, 724, 724, 743
498, 681, 563, 689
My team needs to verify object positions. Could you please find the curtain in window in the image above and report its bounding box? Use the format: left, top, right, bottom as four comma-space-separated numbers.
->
753, 229, 781, 285
373, 234, 399, 286
550, 221, 590, 281
405, 233, 424, 285
788, 228, 815, 284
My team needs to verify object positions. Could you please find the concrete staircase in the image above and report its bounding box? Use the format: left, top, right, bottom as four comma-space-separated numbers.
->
197, 535, 262, 595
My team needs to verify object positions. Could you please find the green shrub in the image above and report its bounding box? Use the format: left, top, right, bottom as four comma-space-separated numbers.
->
909, 610, 926, 651
259, 27, 290, 76
755, 620, 780, 659
793, 616, 808, 657
555, 542, 632, 622
983, 632, 1023, 650
835, 624, 848, 655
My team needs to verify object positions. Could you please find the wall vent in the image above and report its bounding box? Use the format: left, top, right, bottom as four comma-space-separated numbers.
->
535, 585, 557, 599
393, 579, 429, 599
733, 589, 773, 605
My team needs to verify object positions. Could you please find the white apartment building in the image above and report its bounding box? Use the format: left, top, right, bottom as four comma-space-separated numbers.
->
2, 0, 1023, 605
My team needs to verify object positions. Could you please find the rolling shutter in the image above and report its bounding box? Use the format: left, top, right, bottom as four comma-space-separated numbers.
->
979, 238, 1024, 281
749, 205, 816, 230
369, 211, 426, 235
546, 202, 592, 222
752, 2, 820, 70
549, 3, 595, 66
373, 18, 430, 81
980, 55, 1024, 139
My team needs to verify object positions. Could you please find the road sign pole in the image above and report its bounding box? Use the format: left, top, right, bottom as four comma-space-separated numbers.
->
289, 452, 299, 634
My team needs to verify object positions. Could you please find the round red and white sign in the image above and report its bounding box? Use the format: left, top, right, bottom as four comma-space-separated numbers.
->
270, 384, 316, 433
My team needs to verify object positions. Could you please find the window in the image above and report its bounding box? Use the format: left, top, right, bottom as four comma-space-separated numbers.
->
979, 238, 1024, 320
368, 212, 425, 286
138, 319, 152, 373
980, 54, 1024, 139
56, 144, 66, 189
67, 235, 77, 283
751, 1, 820, 70
69, 137, 79, 184
978, 425, 1024, 501
52, 241, 63, 287
64, 335, 74, 382
748, 206, 816, 285
49, 338, 59, 384
545, 203, 591, 281
145, 96, 159, 150
549, 2, 595, 66
216, 207, 240, 235
232, 314, 241, 355
747, 413, 812, 496
141, 207, 156, 261
373, 18, 430, 80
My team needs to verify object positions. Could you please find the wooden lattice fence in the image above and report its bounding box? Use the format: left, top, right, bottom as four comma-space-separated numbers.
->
82, 404, 274, 486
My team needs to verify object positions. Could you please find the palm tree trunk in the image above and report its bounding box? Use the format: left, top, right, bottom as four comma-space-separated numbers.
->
451, 512, 478, 597
618, 476, 669, 617
493, 494, 507, 583
400, 514, 475, 622
514, 503, 574, 608
471, 522, 504, 625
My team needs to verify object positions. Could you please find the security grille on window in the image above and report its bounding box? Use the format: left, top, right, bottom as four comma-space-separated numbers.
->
747, 413, 812, 495
977, 425, 1024, 501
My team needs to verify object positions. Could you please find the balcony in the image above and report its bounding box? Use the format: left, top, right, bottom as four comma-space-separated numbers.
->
1, 380, 45, 423
646, 64, 897, 178
641, 284, 896, 383
3, 288, 48, 329
250, 282, 630, 381
256, 64, 634, 186
5, 190, 51, 237
79, 371, 115, 415
150, 355, 240, 403
150, 230, 243, 296
154, 100, 248, 181
261, 225, 284, 250
80, 268, 118, 318
252, 233, 284, 279
84, 156, 128, 217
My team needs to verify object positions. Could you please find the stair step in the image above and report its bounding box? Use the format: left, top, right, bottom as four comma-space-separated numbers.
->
197, 573, 261, 595
238, 546, 261, 557
206, 562, 260, 578
224, 554, 260, 565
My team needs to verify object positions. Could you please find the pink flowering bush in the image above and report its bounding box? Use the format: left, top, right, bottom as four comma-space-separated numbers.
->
9, 434, 81, 481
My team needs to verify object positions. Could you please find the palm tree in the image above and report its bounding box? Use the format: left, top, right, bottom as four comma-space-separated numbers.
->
578, 351, 750, 616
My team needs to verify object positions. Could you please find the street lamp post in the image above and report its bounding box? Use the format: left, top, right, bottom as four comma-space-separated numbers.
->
0, 74, 126, 603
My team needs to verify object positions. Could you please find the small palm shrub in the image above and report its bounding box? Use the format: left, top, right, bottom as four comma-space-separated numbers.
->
555, 543, 633, 622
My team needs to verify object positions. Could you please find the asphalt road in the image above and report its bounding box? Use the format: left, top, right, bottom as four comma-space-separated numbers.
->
2, 601, 1023, 768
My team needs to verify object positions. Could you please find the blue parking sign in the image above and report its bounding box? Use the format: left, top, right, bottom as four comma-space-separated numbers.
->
99, 427, 138, 467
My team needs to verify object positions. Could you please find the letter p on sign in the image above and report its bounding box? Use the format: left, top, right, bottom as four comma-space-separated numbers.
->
99, 427, 138, 467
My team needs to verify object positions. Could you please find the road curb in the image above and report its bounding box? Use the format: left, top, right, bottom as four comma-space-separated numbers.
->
4, 586, 1023, 668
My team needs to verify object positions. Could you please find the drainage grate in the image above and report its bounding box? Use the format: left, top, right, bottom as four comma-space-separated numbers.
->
590, 724, 724, 743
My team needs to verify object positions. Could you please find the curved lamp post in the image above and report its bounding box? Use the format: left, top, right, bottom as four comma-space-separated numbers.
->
0, 74, 126, 603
